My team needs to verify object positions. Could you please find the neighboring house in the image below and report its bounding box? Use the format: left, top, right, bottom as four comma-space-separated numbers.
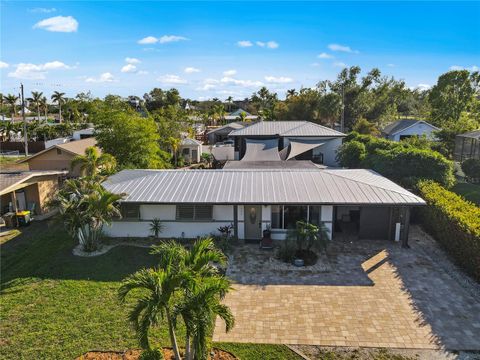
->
207, 122, 249, 144
179, 138, 202, 163
382, 119, 440, 141
72, 127, 95, 140
17, 138, 99, 177
103, 168, 424, 246
228, 121, 345, 166
0, 170, 67, 216
454, 130, 480, 162
224, 108, 258, 122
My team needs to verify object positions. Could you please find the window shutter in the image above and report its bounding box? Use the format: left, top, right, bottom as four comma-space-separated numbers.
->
176, 205, 194, 220
194, 205, 213, 220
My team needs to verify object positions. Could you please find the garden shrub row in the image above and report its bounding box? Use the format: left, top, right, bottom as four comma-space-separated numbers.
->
337, 132, 455, 187
416, 180, 480, 281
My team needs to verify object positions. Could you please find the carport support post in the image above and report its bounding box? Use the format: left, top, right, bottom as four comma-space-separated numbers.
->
402, 207, 411, 248
233, 205, 238, 241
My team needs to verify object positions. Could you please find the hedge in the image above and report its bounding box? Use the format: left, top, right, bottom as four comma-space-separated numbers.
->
417, 180, 480, 281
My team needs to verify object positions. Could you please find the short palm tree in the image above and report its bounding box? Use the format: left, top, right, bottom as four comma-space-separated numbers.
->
5, 94, 19, 123
71, 146, 117, 177
168, 137, 181, 167
51, 91, 65, 122
149, 218, 164, 238
27, 91, 43, 120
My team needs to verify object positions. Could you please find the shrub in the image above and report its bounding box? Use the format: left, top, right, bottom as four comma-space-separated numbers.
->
462, 158, 480, 182
276, 238, 297, 263
417, 180, 480, 281
336, 141, 366, 168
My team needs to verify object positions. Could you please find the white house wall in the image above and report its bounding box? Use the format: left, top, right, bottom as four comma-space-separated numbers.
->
390, 123, 438, 142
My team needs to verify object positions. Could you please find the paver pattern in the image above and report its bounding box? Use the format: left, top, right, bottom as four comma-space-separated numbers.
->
213, 227, 480, 350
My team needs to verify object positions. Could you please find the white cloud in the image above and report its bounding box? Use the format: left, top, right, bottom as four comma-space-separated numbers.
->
138, 36, 158, 44
159, 35, 188, 44
138, 70, 149, 75
266, 41, 279, 49
33, 16, 78, 32
125, 57, 140, 64
416, 84, 431, 91
223, 69, 237, 76
318, 52, 334, 59
0, 61, 9, 69
311, 62, 320, 67
121, 64, 137, 73
256, 41, 265, 47
333, 61, 347, 68
221, 77, 263, 88
264, 76, 293, 84
237, 40, 253, 47
8, 61, 71, 79
387, 63, 395, 67
85, 72, 115, 83
449, 65, 479, 71
196, 83, 217, 91
184, 67, 200, 74
29, 7, 56, 13
328, 43, 358, 53
157, 74, 187, 84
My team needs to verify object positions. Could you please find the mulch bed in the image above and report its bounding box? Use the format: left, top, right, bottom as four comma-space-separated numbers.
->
295, 249, 318, 266
77, 348, 237, 360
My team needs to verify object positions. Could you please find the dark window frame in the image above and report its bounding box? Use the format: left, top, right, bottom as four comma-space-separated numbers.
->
176, 204, 213, 221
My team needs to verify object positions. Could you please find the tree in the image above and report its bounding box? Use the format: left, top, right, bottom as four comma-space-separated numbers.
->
71, 146, 117, 177
352, 117, 380, 136
149, 218, 164, 238
461, 159, 480, 182
0, 93, 5, 121
27, 91, 43, 120
336, 140, 367, 168
51, 91, 66, 122
168, 136, 181, 167
51, 178, 124, 251
225, 96, 234, 112
286, 89, 297, 98
5, 94, 18, 123
40, 96, 49, 122
94, 112, 168, 169
429, 70, 478, 126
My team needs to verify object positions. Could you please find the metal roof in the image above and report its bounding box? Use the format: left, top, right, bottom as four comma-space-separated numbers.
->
229, 121, 345, 137
103, 169, 425, 205
457, 130, 480, 139
180, 138, 202, 146
382, 120, 439, 136
0, 170, 67, 195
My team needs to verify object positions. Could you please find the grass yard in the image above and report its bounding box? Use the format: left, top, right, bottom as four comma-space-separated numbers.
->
0, 221, 301, 360
452, 182, 480, 206
0, 156, 28, 171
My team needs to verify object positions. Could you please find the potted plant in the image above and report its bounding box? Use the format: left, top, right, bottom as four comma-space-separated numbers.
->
149, 218, 164, 239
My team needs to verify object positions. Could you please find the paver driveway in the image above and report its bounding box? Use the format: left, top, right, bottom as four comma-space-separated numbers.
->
213, 227, 480, 350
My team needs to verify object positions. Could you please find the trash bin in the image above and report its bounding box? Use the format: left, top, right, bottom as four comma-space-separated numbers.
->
16, 211, 31, 226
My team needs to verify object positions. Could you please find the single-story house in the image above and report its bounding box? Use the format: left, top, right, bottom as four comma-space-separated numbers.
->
102, 168, 425, 246
179, 138, 202, 163
17, 138, 98, 177
229, 121, 345, 166
454, 130, 480, 162
72, 127, 95, 140
0, 170, 67, 216
224, 108, 258, 122
382, 119, 440, 141
207, 122, 249, 145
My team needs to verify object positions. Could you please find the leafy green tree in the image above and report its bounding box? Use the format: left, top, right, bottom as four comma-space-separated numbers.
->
71, 146, 117, 177
352, 117, 380, 136
461, 159, 480, 182
336, 140, 367, 168
435, 112, 479, 157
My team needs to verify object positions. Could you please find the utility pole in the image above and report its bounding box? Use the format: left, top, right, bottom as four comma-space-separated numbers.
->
340, 83, 345, 133
20, 83, 28, 156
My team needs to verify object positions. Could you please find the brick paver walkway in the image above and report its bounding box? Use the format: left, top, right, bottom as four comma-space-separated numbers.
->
213, 227, 480, 350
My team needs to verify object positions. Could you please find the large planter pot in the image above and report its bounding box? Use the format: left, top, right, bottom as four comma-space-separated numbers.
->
293, 258, 304, 267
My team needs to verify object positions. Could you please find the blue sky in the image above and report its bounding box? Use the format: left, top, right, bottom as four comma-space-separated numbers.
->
1, 1, 479, 100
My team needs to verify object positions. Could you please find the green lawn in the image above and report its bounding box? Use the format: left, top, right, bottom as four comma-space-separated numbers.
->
452, 182, 480, 206
0, 221, 300, 360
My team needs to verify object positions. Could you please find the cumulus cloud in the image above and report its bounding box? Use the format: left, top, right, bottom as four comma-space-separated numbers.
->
138, 35, 188, 45
318, 52, 334, 59
328, 43, 358, 53
85, 72, 115, 83
264, 76, 293, 84
333, 61, 347, 68
29, 7, 56, 13
0, 61, 9, 69
33, 16, 78, 32
121, 64, 137, 73
223, 69, 237, 76
138, 36, 158, 44
8, 61, 71, 79
265, 41, 279, 49
450, 65, 479, 71
157, 74, 187, 84
416, 84, 431, 91
237, 40, 253, 47
184, 67, 200, 74
220, 77, 263, 88
125, 57, 140, 64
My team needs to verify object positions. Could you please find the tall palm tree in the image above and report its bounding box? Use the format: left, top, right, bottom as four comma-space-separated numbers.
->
168, 137, 181, 167
286, 89, 297, 99
51, 91, 65, 122
40, 96, 49, 122
27, 91, 43, 120
71, 146, 117, 177
5, 94, 19, 123
225, 96, 234, 112
0, 93, 5, 121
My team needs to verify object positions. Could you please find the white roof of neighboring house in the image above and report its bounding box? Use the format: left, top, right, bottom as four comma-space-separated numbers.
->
229, 108, 251, 116
229, 121, 345, 137
18, 138, 99, 163
382, 119, 440, 136
180, 138, 202, 146
207, 122, 248, 135
103, 168, 425, 205
0, 170, 67, 195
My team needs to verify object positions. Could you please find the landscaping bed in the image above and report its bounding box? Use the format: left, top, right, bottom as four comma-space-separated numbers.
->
77, 348, 237, 360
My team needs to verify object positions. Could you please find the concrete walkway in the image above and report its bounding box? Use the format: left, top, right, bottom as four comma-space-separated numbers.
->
213, 227, 480, 350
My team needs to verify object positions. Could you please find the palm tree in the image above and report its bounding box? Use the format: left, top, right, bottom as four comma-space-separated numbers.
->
225, 96, 234, 112
71, 146, 117, 177
5, 94, 19, 123
0, 93, 5, 121
27, 91, 43, 120
51, 91, 65, 122
286, 89, 297, 99
168, 137, 181, 167
236, 111, 247, 122
40, 96, 49, 122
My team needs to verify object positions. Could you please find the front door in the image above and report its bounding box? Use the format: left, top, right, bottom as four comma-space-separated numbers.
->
244, 205, 262, 239
191, 149, 198, 163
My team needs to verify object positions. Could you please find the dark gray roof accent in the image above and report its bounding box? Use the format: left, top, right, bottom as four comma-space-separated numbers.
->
382, 119, 439, 136
229, 121, 345, 137
103, 169, 425, 205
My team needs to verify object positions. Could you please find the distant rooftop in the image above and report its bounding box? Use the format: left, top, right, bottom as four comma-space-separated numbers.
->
0, 170, 67, 195
382, 119, 439, 136
229, 121, 345, 137
457, 130, 480, 139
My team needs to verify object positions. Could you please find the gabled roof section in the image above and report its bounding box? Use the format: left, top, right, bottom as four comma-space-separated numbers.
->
18, 138, 98, 163
382, 119, 439, 136
229, 121, 345, 137
103, 168, 425, 205
181, 138, 202, 146
457, 130, 480, 139
0, 170, 67, 195
206, 122, 248, 135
